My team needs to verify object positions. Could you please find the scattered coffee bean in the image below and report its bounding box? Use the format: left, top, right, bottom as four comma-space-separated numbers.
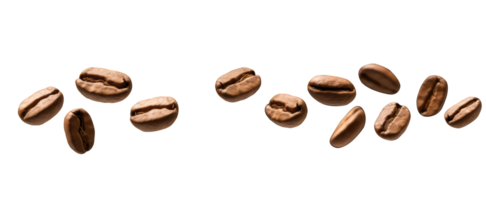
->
128, 95, 181, 133
61, 107, 98, 155
16, 86, 66, 126
213, 67, 263, 103
442, 96, 484, 129
307, 75, 356, 106
74, 66, 134, 104
372, 101, 413, 142
356, 63, 403, 96
327, 105, 368, 149
263, 93, 310, 129
415, 74, 450, 118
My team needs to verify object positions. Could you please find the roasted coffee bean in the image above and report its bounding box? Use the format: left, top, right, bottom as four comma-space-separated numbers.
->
75, 67, 132, 103
215, 67, 261, 102
444, 97, 482, 128
18, 86, 64, 125
64, 108, 95, 154
130, 96, 179, 132
265, 94, 307, 128
358, 64, 400, 94
374, 102, 410, 140
307, 75, 356, 106
330, 106, 366, 148
416, 75, 448, 116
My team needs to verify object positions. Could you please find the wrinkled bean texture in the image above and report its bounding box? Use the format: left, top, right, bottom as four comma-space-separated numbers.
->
265, 94, 307, 128
358, 64, 400, 94
64, 108, 95, 154
18, 86, 64, 125
416, 75, 448, 116
130, 96, 179, 132
374, 102, 411, 141
308, 75, 356, 106
444, 97, 482, 128
75, 67, 132, 103
215, 67, 261, 102
330, 106, 366, 148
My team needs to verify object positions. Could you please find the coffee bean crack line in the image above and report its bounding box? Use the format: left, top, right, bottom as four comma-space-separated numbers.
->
361, 73, 394, 91
420, 78, 440, 113
74, 111, 90, 151
381, 104, 402, 133
219, 72, 255, 89
132, 104, 176, 116
270, 103, 301, 113
310, 85, 353, 92
81, 76, 129, 89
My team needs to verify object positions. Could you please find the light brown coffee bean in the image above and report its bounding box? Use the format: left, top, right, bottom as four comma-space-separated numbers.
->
64, 108, 95, 154
330, 106, 366, 148
18, 86, 64, 125
215, 67, 261, 102
130, 96, 179, 132
444, 97, 482, 128
374, 102, 411, 140
265, 94, 307, 128
358, 64, 400, 94
307, 75, 356, 106
416, 75, 448, 116
75, 67, 132, 103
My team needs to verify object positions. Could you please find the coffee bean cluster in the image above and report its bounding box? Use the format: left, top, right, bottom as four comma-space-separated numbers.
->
16, 66, 181, 155
213, 63, 484, 149
16, 63, 484, 155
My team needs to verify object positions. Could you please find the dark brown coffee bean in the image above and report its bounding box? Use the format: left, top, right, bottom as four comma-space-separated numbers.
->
444, 97, 482, 128
265, 94, 307, 128
416, 75, 448, 116
18, 86, 64, 125
358, 64, 400, 94
64, 108, 95, 154
330, 106, 366, 148
215, 67, 261, 102
75, 67, 132, 103
374, 102, 411, 141
130, 96, 179, 132
307, 75, 356, 106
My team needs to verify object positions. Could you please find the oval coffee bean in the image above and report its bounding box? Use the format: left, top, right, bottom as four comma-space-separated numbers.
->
358, 64, 400, 94
75, 67, 132, 103
416, 75, 448, 116
265, 94, 307, 128
330, 106, 366, 148
307, 75, 356, 106
374, 102, 411, 141
215, 67, 261, 102
64, 108, 95, 154
130, 96, 179, 132
18, 86, 64, 125
444, 97, 482, 128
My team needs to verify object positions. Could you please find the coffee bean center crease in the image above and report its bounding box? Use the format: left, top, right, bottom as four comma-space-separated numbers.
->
74, 111, 89, 151
81, 76, 129, 89
361, 74, 389, 89
381, 104, 402, 133
131, 104, 176, 116
421, 78, 440, 113
310, 85, 354, 91
220, 72, 255, 89
270, 103, 301, 113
